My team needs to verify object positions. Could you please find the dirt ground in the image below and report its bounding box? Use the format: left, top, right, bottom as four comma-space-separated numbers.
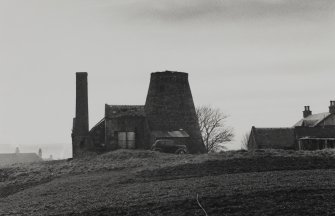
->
1, 149, 335, 215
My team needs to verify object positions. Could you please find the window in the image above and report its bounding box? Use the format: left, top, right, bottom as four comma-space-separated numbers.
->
118, 132, 135, 149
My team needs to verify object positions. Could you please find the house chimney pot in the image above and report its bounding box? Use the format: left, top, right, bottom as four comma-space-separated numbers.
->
329, 101, 335, 114
303, 106, 312, 118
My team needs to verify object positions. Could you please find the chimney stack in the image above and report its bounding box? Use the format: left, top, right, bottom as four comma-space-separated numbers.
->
303, 106, 312, 118
72, 72, 89, 157
329, 101, 335, 114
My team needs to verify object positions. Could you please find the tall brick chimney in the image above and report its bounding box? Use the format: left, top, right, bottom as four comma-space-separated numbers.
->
303, 106, 312, 118
72, 72, 89, 157
144, 71, 205, 153
329, 101, 335, 114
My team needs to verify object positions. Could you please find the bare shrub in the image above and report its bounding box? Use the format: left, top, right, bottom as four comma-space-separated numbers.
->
196, 105, 234, 153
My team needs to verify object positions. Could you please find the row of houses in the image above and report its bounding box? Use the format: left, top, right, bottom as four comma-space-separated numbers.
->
248, 102, 335, 151
0, 148, 44, 167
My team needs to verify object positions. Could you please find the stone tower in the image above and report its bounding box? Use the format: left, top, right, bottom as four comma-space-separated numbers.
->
145, 71, 205, 153
72, 72, 89, 157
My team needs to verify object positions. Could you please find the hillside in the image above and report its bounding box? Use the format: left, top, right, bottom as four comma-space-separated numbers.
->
1, 149, 335, 215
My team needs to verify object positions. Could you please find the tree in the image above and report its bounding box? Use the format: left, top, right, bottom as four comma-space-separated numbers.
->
241, 132, 250, 150
196, 105, 234, 153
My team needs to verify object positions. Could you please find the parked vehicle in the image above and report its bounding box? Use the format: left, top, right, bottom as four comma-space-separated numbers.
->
151, 139, 188, 154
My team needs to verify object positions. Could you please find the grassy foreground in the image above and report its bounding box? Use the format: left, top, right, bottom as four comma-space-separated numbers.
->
1, 149, 335, 215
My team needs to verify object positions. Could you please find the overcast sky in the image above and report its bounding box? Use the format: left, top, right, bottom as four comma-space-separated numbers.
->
0, 0, 334, 158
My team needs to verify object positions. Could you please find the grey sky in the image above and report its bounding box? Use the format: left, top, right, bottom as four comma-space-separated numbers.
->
131, 0, 335, 21
0, 0, 334, 158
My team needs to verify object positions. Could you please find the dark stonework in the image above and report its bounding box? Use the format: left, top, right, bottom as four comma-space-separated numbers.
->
88, 119, 106, 153
105, 105, 150, 151
145, 71, 205, 153
295, 126, 335, 138
72, 72, 89, 157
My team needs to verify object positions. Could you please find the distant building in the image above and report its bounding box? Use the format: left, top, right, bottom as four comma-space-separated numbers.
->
71, 71, 205, 157
0, 149, 42, 167
38, 148, 42, 158
248, 101, 335, 151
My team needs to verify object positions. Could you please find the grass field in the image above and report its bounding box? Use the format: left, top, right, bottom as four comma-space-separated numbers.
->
1, 149, 335, 215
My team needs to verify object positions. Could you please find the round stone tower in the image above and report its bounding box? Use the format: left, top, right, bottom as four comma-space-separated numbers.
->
145, 71, 205, 153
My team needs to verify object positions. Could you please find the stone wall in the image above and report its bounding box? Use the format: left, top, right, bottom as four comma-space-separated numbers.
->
105, 116, 150, 150
88, 119, 106, 153
144, 71, 205, 153
320, 114, 335, 126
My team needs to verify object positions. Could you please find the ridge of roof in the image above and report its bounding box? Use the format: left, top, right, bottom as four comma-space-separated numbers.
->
253, 127, 294, 130
105, 104, 144, 108
105, 104, 145, 118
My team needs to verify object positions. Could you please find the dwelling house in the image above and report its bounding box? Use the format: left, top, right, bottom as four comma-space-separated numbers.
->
0, 149, 43, 167
248, 101, 335, 150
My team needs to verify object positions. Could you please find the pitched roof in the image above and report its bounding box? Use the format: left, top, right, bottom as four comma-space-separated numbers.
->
105, 105, 145, 118
0, 153, 42, 167
250, 127, 296, 149
151, 130, 190, 138
294, 112, 331, 127
89, 118, 105, 133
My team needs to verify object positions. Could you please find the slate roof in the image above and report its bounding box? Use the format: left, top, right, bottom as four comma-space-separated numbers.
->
105, 105, 145, 118
250, 127, 296, 149
151, 130, 190, 138
294, 112, 331, 127
89, 118, 105, 133
0, 153, 42, 167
